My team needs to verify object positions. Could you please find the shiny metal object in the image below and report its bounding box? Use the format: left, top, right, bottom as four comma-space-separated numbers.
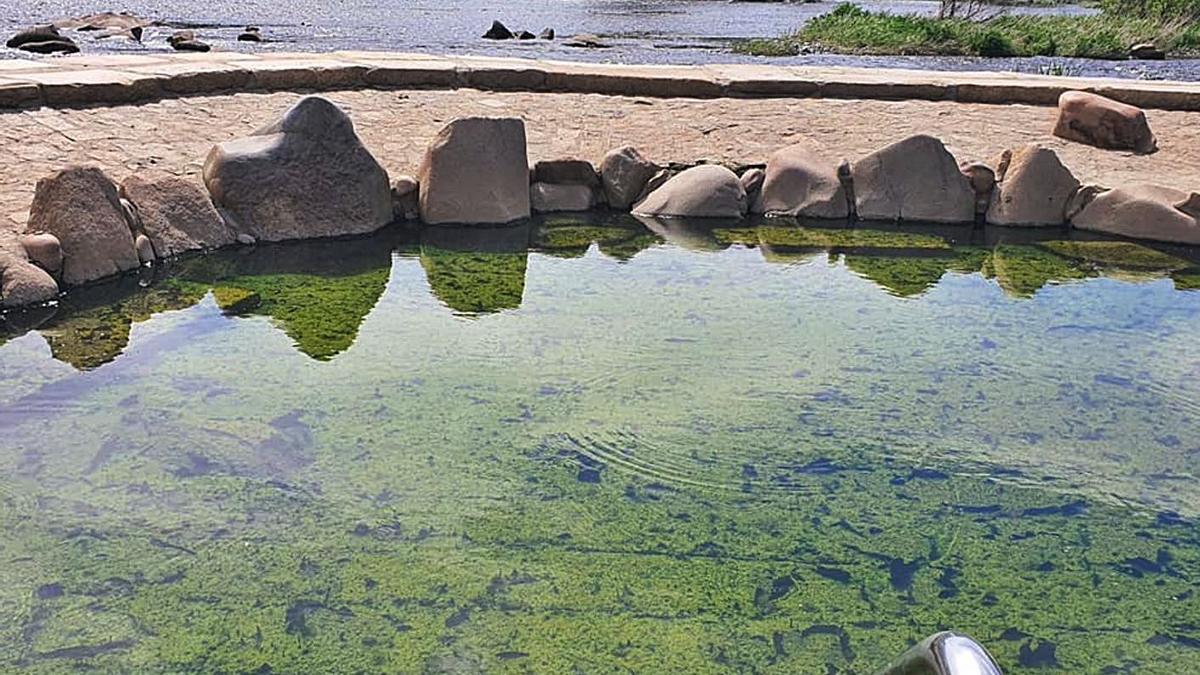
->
878, 632, 1004, 675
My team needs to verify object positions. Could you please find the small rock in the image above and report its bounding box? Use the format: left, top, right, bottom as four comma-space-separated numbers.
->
168, 31, 210, 52
483, 20, 514, 40
539, 28, 555, 40
418, 117, 531, 225
564, 33, 609, 49
960, 161, 996, 215
1053, 90, 1157, 154
1129, 43, 1165, 60
391, 175, 420, 221
851, 135, 974, 224
740, 168, 765, 200
531, 182, 596, 213
532, 159, 600, 187
134, 234, 155, 265
1071, 184, 1200, 245
18, 233, 64, 275
54, 12, 150, 32
236, 233, 257, 246
635, 168, 672, 204
517, 31, 536, 40
0, 254, 59, 309
26, 166, 139, 286
600, 146, 659, 211
986, 145, 1079, 227
7, 24, 62, 48
1065, 184, 1107, 222
753, 143, 848, 219
238, 27, 263, 42
633, 165, 747, 219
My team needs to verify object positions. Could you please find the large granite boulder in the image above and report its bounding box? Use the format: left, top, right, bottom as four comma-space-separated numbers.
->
204, 96, 392, 242
753, 143, 848, 219
851, 135, 975, 224
121, 173, 236, 257
1053, 91, 1157, 154
601, 146, 659, 211
986, 145, 1080, 227
26, 166, 140, 286
0, 253, 59, 309
418, 117, 530, 225
1071, 184, 1200, 245
632, 165, 747, 219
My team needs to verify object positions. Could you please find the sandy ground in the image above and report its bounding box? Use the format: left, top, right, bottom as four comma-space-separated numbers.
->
3, 87, 1200, 249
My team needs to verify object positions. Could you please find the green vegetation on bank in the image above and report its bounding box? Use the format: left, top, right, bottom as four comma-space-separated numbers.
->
737, 2, 1200, 59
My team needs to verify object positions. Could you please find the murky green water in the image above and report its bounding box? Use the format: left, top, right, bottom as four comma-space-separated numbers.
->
2, 216, 1200, 674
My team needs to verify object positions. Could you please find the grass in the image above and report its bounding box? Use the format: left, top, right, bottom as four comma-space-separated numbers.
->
736, 3, 1200, 59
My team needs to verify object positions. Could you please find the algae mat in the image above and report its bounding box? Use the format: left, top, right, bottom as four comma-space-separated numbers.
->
1, 220, 1199, 673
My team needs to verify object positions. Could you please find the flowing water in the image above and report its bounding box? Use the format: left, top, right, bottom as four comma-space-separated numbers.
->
2, 216, 1200, 673
3, 0, 1199, 80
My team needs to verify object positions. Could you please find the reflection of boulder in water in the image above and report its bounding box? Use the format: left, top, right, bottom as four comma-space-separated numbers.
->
714, 224, 952, 251
176, 234, 396, 361
36, 277, 209, 370
533, 215, 663, 261
984, 245, 1090, 298
634, 215, 730, 253
844, 248, 991, 297
1038, 240, 1189, 271
1173, 271, 1200, 290
420, 225, 529, 316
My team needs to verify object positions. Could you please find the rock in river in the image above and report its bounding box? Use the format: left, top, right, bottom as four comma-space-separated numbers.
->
203, 96, 393, 241
633, 165, 747, 219
418, 117, 531, 225
851, 135, 974, 224
483, 20, 515, 40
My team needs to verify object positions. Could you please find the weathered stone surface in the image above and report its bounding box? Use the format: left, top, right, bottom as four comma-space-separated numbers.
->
960, 161, 996, 214
121, 173, 235, 257
0, 253, 59, 309
18, 233, 63, 275
203, 96, 392, 241
391, 175, 420, 221
26, 166, 139, 286
418, 117, 530, 225
7, 25, 63, 48
986, 145, 1080, 227
633, 165, 746, 219
532, 159, 600, 186
851, 135, 974, 224
1071, 184, 1200, 245
636, 168, 672, 204
753, 143, 848, 219
55, 12, 152, 31
600, 146, 658, 211
1053, 91, 1157, 154
564, 34, 610, 49
531, 182, 596, 213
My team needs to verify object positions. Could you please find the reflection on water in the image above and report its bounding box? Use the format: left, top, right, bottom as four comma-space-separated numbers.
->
1, 217, 1200, 673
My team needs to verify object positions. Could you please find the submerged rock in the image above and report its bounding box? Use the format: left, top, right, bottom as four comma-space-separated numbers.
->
986, 145, 1079, 227
1053, 91, 1157, 154
203, 96, 392, 241
753, 142, 848, 219
26, 166, 140, 286
1071, 184, 1200, 245
633, 165, 747, 219
418, 117, 530, 225
851, 135, 975, 224
121, 173, 237, 257
600, 146, 659, 211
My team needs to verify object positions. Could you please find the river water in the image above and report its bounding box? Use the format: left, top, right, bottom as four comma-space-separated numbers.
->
4, 0, 1199, 80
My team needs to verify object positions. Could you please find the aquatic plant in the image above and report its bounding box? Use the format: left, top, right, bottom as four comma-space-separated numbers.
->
714, 226, 951, 250
420, 247, 528, 315
1039, 240, 1191, 270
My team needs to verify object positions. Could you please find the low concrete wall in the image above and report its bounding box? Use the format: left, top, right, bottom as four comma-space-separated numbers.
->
2, 52, 1200, 110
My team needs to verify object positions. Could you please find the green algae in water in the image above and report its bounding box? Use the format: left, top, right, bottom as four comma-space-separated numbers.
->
2, 219, 1200, 673
715, 225, 952, 250
984, 245, 1090, 298
1039, 240, 1192, 270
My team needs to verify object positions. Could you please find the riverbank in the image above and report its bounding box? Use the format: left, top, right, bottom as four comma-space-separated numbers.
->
2, 65, 1199, 245
741, 2, 1200, 60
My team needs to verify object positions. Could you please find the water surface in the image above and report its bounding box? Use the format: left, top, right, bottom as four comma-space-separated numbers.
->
2, 217, 1199, 673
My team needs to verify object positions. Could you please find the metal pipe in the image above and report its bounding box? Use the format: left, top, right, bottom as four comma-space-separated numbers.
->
878, 631, 1004, 675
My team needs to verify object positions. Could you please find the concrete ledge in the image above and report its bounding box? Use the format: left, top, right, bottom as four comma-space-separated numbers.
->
0, 51, 1198, 111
